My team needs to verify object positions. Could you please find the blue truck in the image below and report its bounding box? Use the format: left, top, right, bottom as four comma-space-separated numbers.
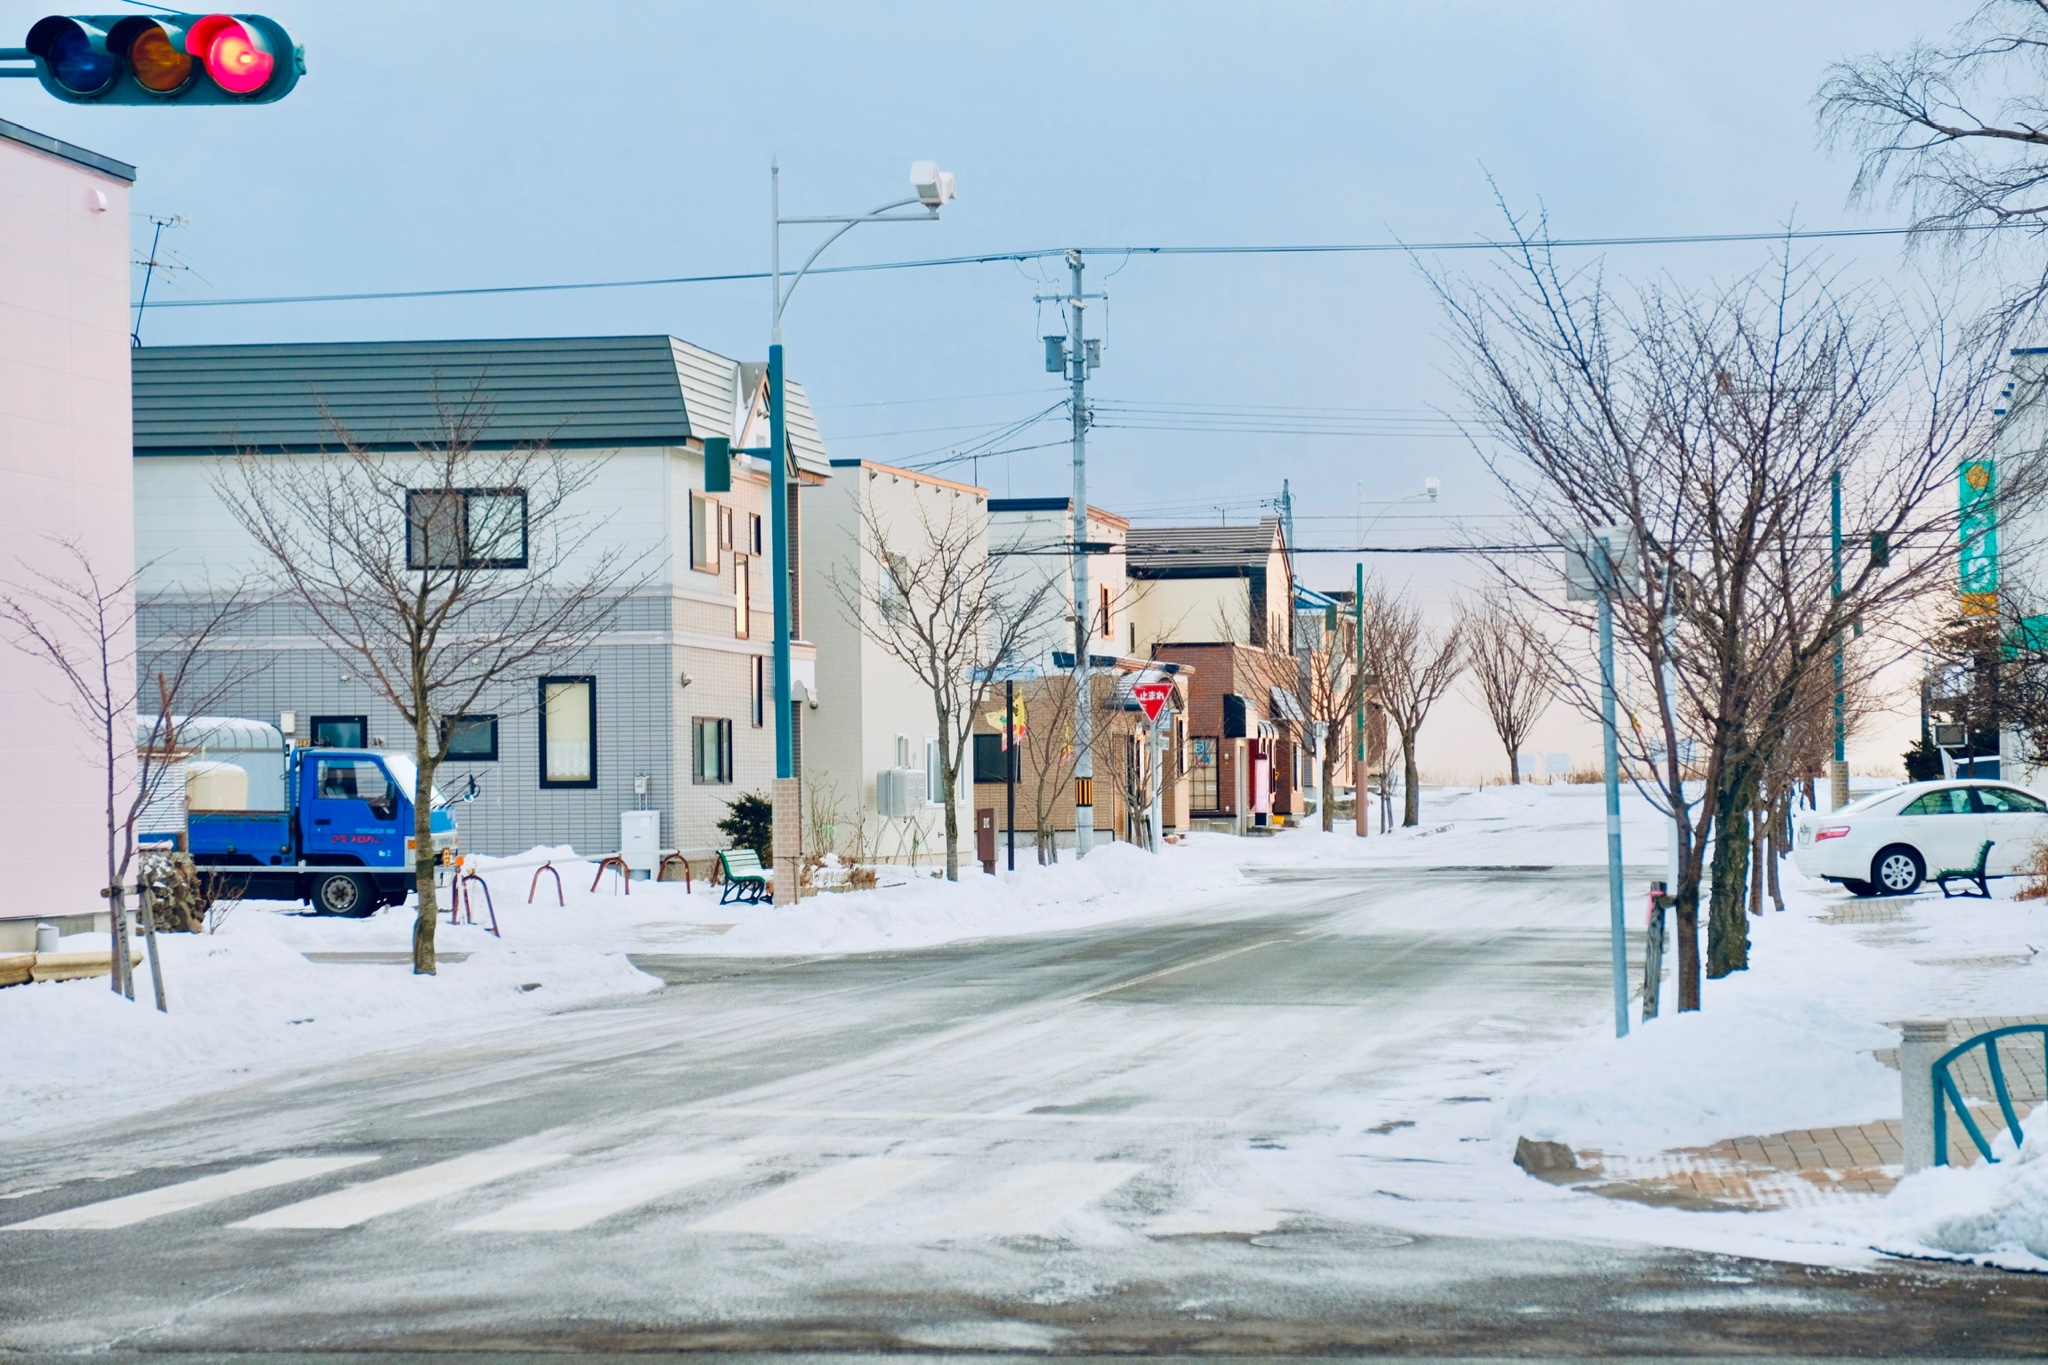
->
146, 720, 459, 916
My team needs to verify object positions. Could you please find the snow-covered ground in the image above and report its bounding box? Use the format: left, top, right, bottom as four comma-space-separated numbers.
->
6, 780, 2045, 1275
0, 831, 1253, 1141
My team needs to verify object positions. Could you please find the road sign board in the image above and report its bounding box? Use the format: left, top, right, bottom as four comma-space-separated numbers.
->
1132, 681, 1173, 724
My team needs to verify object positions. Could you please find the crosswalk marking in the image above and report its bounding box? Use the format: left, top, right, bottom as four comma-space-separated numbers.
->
233, 1152, 564, 1230
454, 1154, 744, 1232
922, 1161, 1145, 1237
3, 1157, 378, 1231
693, 1157, 947, 1234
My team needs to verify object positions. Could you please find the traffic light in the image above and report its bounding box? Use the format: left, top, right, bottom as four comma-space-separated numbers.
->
17, 13, 301, 104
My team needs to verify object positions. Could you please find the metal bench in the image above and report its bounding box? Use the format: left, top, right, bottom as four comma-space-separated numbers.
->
1936, 840, 1995, 899
717, 848, 772, 905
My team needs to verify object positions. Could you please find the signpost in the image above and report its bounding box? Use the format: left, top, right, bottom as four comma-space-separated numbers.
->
1132, 680, 1174, 854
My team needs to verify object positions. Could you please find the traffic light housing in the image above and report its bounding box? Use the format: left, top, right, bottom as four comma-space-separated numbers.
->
19, 13, 301, 104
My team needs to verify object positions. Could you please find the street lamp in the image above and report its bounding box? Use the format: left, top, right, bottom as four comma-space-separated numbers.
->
762, 160, 953, 847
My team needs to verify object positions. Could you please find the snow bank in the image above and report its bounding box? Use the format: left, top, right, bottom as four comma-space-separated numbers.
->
1877, 1127, 2048, 1273
703, 837, 1247, 956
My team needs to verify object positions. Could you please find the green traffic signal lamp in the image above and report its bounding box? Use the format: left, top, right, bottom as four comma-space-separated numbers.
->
15, 13, 302, 104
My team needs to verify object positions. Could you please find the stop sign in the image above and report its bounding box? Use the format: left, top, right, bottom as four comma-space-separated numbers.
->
1131, 680, 1174, 723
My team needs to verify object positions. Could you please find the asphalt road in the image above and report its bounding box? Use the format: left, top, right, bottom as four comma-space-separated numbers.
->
2, 865, 2042, 1360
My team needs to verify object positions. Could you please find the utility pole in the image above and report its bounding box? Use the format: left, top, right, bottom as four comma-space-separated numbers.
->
1040, 250, 1103, 855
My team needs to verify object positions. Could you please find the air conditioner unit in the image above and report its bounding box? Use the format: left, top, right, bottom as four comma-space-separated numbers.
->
877, 767, 926, 818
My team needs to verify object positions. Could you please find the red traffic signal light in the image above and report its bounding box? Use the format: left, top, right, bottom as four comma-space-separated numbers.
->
13, 13, 302, 104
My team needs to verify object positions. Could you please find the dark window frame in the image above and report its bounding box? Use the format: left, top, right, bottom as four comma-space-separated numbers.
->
443, 714, 499, 762
308, 714, 368, 749
691, 716, 734, 785
749, 655, 765, 728
1190, 735, 1221, 811
538, 676, 597, 789
406, 488, 529, 570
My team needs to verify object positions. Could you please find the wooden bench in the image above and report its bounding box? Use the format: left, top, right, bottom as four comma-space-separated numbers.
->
717, 848, 772, 905
1936, 840, 1995, 899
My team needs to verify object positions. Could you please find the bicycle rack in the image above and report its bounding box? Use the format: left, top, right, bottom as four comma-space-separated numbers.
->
657, 852, 692, 893
528, 861, 564, 906
460, 872, 500, 938
592, 855, 631, 895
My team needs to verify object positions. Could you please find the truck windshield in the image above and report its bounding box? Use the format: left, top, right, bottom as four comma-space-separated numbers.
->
375, 753, 449, 809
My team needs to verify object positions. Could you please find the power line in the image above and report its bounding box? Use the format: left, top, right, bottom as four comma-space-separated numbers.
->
146, 222, 1999, 311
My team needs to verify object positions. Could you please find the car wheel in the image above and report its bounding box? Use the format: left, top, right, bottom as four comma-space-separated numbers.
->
1871, 846, 1924, 896
313, 872, 370, 917
1839, 878, 1875, 898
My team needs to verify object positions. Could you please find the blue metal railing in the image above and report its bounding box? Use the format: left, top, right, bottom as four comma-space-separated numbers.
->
1933, 1024, 2047, 1166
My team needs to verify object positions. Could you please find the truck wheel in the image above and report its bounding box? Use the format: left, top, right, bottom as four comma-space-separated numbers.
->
314, 872, 371, 917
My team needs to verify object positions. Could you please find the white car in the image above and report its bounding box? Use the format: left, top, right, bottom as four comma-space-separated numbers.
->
1792, 779, 2048, 895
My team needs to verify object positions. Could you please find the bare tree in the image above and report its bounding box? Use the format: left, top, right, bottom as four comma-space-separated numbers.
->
1431, 214, 2017, 1009
222, 392, 639, 974
1819, 1, 2048, 329
1357, 579, 1465, 827
1459, 592, 1553, 784
834, 497, 1054, 879
1247, 603, 1365, 832
1016, 671, 1082, 864
0, 540, 250, 1009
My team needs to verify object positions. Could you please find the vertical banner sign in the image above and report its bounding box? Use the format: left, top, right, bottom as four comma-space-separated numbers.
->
1960, 460, 1998, 617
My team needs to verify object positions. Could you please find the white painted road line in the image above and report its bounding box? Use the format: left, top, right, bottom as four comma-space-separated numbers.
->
233, 1152, 564, 1230
922, 1161, 1146, 1237
693, 1158, 948, 1235
4, 1157, 379, 1231
454, 1154, 744, 1232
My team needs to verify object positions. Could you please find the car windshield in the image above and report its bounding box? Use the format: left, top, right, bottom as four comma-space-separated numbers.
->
375, 752, 448, 809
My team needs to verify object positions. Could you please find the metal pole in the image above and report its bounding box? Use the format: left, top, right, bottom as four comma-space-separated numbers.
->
1148, 717, 1164, 853
1354, 561, 1366, 838
1068, 249, 1094, 856
1005, 678, 1016, 872
768, 163, 794, 782
1830, 467, 1848, 808
1597, 548, 1629, 1039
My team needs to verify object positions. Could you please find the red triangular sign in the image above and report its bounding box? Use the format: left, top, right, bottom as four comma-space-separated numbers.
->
1132, 681, 1173, 723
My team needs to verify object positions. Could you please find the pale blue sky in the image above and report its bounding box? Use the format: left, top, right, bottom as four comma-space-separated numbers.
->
3, 1, 1956, 587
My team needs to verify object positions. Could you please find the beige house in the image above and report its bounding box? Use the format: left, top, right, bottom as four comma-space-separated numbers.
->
804, 458, 986, 865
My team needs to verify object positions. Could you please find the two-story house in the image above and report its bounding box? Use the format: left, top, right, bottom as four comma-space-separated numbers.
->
131, 335, 830, 860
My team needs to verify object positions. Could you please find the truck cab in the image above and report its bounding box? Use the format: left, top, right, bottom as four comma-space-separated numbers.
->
165, 719, 458, 916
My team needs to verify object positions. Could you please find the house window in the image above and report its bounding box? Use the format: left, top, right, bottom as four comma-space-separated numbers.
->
1099, 584, 1113, 639
719, 505, 734, 551
749, 512, 763, 555
444, 714, 498, 761
750, 655, 765, 728
406, 489, 527, 569
309, 714, 367, 749
925, 738, 942, 804
734, 552, 751, 639
879, 551, 909, 624
690, 492, 720, 574
539, 677, 596, 788
692, 717, 733, 784
973, 732, 1020, 784
1190, 737, 1220, 810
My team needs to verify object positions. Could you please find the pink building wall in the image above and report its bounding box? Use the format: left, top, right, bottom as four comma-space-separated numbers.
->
0, 121, 136, 930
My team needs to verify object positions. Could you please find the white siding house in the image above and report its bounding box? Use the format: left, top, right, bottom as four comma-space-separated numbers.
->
132, 336, 831, 860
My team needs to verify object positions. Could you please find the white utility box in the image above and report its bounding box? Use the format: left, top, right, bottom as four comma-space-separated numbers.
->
620, 809, 661, 874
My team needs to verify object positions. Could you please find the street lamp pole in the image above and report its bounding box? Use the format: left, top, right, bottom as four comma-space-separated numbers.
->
767, 160, 954, 782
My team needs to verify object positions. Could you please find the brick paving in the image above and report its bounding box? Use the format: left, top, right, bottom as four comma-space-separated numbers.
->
1564, 1014, 2048, 1211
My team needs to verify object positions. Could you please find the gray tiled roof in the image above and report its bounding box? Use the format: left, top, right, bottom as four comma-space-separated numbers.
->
1125, 517, 1283, 574
131, 335, 829, 473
